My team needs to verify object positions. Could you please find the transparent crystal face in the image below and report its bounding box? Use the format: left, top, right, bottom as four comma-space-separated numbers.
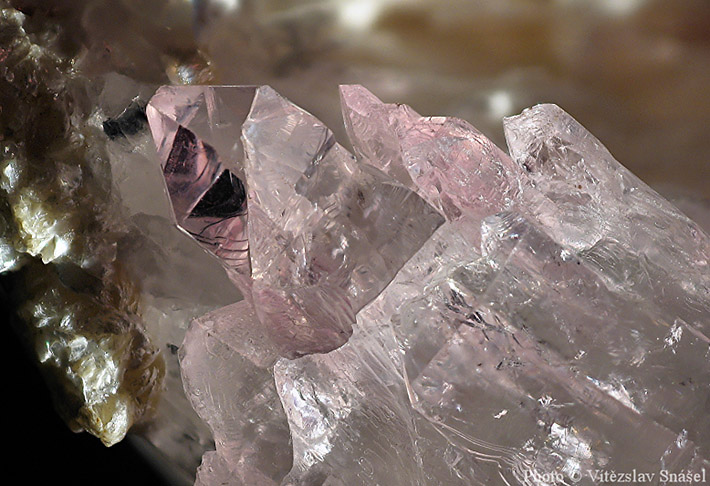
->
144, 85, 710, 486
147, 87, 253, 274
148, 84, 443, 358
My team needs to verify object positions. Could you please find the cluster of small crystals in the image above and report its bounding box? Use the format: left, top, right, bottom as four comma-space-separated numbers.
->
1, 1, 710, 484
148, 85, 443, 359
160, 84, 710, 486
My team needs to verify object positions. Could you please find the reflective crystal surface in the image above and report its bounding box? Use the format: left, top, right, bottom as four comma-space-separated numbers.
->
149, 85, 443, 358
243, 86, 443, 356
147, 86, 254, 272
341, 85, 520, 224
138, 81, 710, 485
3, 2, 710, 485
179, 301, 291, 486
168, 86, 710, 486
154, 85, 444, 484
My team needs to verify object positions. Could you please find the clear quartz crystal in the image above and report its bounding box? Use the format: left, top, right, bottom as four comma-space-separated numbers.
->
396, 212, 710, 484
504, 104, 710, 334
148, 85, 442, 358
4, 1, 708, 484
179, 301, 291, 485
0, 0, 710, 486
147, 86, 255, 272
152, 85, 443, 484
243, 86, 444, 356
340, 85, 521, 225
164, 86, 710, 486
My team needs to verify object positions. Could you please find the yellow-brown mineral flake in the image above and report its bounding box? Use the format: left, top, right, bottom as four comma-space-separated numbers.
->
0, 2, 166, 447
17, 262, 164, 446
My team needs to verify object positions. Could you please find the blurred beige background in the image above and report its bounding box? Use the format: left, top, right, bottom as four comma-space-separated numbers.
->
194, 0, 710, 199
18, 0, 707, 196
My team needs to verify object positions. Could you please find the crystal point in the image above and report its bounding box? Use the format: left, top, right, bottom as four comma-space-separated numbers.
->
150, 85, 443, 358
242, 85, 443, 356
341, 85, 522, 225
147, 87, 252, 273
179, 300, 291, 485
339, 84, 419, 188
160, 87, 710, 486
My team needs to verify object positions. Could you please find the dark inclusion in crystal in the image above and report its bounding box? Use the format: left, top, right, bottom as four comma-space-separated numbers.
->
190, 170, 247, 219
165, 126, 215, 177
103, 101, 148, 139
158, 122, 250, 271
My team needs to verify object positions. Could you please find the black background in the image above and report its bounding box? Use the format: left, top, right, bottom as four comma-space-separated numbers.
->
4, 315, 173, 486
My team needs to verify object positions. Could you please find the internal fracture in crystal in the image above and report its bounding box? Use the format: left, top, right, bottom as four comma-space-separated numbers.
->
2, 1, 709, 483
167, 85, 710, 486
148, 85, 443, 358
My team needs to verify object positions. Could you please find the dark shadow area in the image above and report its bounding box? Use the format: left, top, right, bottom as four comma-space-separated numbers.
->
2, 285, 172, 486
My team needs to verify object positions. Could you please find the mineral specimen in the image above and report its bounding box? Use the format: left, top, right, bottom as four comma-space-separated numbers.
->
0, 5, 166, 447
151, 85, 444, 482
170, 84, 710, 486
3, 2, 710, 486
149, 85, 443, 358
242, 86, 443, 356
146, 86, 254, 272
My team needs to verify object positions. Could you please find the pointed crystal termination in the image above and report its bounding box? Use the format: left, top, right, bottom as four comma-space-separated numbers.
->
503, 105, 710, 330
147, 86, 256, 272
376, 102, 710, 484
248, 86, 446, 356
265, 89, 710, 485
340, 85, 522, 226
159, 86, 710, 486
179, 301, 291, 485
148, 85, 442, 357
165, 84, 444, 486
338, 85, 419, 189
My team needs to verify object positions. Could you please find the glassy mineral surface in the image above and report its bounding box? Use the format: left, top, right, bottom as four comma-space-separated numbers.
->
158, 85, 710, 485
149, 85, 443, 359
3, 2, 710, 486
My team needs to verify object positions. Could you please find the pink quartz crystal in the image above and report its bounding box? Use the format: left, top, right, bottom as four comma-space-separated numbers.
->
147, 86, 253, 272
148, 85, 443, 358
340, 85, 522, 224
149, 85, 710, 486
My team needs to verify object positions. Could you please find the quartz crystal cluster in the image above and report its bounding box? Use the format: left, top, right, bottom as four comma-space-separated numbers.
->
1, 2, 709, 485
147, 85, 710, 485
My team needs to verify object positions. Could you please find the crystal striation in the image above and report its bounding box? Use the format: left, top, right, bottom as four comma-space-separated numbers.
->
340, 84, 520, 225
164, 85, 710, 486
151, 85, 444, 483
243, 86, 444, 356
3, 1, 710, 483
